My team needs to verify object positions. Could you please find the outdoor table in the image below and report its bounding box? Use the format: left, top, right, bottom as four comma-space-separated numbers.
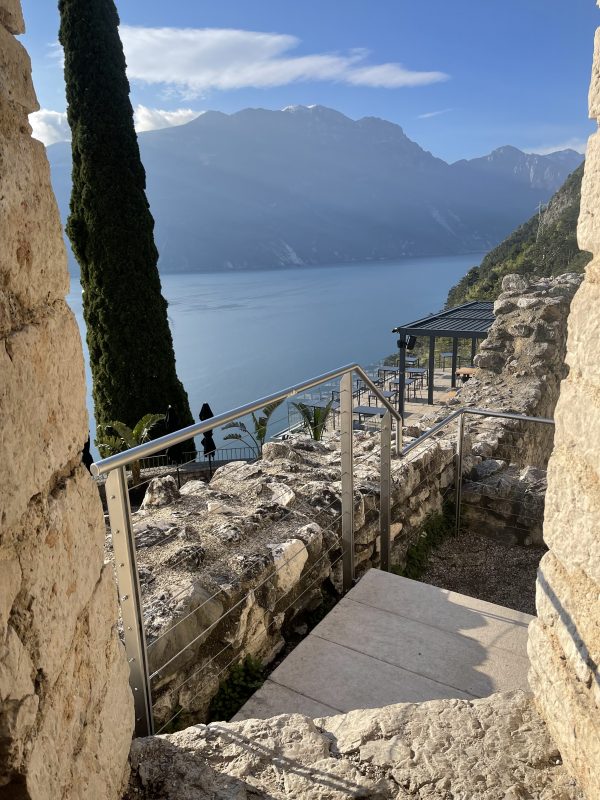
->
406, 366, 428, 387
367, 390, 397, 406
391, 378, 417, 399
405, 355, 419, 366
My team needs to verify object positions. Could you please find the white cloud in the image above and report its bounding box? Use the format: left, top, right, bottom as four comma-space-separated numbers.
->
133, 105, 201, 132
525, 138, 588, 155
29, 105, 202, 146
120, 26, 449, 97
418, 108, 453, 119
30, 109, 70, 145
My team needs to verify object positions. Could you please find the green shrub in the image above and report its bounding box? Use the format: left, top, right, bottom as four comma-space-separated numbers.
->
394, 503, 455, 580
208, 656, 265, 722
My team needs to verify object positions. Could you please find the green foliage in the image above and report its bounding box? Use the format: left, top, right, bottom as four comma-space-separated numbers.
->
292, 400, 333, 440
393, 504, 455, 580
58, 0, 194, 461
446, 163, 591, 307
208, 656, 265, 722
222, 400, 284, 456
96, 413, 165, 484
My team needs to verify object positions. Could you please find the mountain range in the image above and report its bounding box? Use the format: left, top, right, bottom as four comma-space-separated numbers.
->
46, 105, 584, 273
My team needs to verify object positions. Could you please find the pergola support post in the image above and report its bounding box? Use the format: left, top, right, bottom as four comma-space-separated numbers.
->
397, 334, 406, 420
451, 338, 459, 388
428, 335, 435, 405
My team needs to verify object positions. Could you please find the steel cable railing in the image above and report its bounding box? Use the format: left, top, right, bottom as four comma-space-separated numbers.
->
95, 367, 554, 738
94, 363, 402, 736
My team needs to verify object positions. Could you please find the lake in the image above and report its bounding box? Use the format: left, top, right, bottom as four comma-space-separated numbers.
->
66, 253, 483, 457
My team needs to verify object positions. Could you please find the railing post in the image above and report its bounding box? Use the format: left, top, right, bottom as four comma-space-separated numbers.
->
395, 417, 403, 455
106, 467, 154, 737
380, 411, 391, 572
340, 371, 354, 592
454, 412, 465, 536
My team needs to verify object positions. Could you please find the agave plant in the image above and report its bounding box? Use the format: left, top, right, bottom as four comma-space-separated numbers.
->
292, 400, 334, 441
96, 413, 166, 485
222, 399, 284, 457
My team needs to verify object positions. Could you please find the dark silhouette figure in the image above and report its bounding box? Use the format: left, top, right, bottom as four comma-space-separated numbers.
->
199, 403, 216, 477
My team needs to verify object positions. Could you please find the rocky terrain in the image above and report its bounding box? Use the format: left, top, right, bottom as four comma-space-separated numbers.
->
125, 430, 457, 729
127, 690, 583, 799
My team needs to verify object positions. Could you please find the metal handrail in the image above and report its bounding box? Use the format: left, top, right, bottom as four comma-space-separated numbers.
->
401, 407, 554, 458
98, 363, 402, 738
91, 363, 402, 476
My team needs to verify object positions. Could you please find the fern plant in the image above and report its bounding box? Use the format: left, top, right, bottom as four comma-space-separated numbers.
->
96, 413, 166, 484
292, 400, 333, 441
222, 399, 283, 457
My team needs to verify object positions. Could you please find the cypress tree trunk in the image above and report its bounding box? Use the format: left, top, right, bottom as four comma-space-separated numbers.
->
59, 0, 195, 461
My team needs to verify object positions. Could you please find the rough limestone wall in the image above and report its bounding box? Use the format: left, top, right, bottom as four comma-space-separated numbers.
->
0, 3, 133, 798
131, 432, 456, 729
420, 273, 581, 469
527, 25, 600, 800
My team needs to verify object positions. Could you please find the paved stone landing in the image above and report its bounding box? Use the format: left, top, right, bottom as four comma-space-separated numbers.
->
235, 569, 532, 720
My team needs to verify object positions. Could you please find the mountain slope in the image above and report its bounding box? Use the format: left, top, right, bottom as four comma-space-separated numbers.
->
46, 105, 584, 273
446, 163, 591, 306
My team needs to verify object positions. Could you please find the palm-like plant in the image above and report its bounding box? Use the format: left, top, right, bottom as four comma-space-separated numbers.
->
222, 400, 283, 457
292, 400, 333, 441
96, 413, 166, 484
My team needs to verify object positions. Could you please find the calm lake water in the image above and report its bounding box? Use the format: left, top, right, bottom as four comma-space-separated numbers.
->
66, 253, 483, 457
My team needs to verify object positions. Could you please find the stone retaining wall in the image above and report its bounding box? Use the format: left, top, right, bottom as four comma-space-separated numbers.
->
0, 3, 133, 797
136, 430, 459, 728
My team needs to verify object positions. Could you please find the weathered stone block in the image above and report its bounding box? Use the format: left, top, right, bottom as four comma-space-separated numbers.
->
0, 22, 37, 112
529, 621, 600, 800
544, 443, 600, 585
0, 0, 25, 34
10, 468, 106, 684
0, 307, 88, 533
579, 134, 600, 253
25, 566, 133, 800
0, 132, 68, 316
588, 27, 600, 120
536, 552, 600, 687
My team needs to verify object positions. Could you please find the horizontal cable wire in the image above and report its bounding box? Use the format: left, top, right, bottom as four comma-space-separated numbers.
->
154, 553, 344, 734
148, 532, 343, 668
143, 485, 345, 630
154, 543, 343, 693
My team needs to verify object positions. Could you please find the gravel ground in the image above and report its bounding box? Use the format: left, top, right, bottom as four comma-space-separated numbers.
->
419, 530, 546, 615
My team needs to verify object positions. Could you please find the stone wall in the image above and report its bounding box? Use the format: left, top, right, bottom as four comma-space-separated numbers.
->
527, 29, 600, 798
0, 3, 133, 797
134, 431, 457, 728
421, 272, 581, 470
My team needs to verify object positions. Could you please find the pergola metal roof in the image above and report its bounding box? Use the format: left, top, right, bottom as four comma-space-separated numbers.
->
392, 301, 495, 339
391, 300, 495, 417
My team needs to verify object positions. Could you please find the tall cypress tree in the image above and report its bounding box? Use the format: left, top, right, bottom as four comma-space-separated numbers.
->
58, 0, 195, 460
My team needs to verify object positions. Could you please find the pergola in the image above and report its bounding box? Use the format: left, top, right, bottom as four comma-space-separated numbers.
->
392, 300, 495, 417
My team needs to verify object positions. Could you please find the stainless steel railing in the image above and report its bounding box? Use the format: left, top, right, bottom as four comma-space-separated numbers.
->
402, 407, 554, 536
94, 359, 555, 739
92, 363, 403, 737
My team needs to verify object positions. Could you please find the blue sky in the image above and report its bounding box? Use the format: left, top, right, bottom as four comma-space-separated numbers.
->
22, 0, 599, 162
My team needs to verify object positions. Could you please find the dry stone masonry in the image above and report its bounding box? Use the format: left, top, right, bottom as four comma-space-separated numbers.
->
0, 3, 133, 797
131, 431, 456, 728
526, 28, 600, 797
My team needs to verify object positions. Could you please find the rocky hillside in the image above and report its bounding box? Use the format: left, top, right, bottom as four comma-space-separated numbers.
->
446, 163, 591, 306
